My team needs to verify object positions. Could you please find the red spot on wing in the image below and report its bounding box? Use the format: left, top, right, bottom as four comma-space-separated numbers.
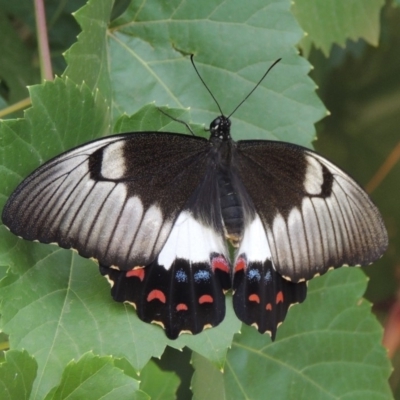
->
212, 255, 230, 273
249, 294, 260, 303
234, 257, 246, 272
176, 303, 188, 311
276, 291, 284, 304
199, 294, 213, 304
126, 268, 145, 281
147, 290, 166, 303
266, 303, 272, 311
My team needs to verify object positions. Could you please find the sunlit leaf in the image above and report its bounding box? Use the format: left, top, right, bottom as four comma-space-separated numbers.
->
43, 353, 143, 400
293, 0, 385, 56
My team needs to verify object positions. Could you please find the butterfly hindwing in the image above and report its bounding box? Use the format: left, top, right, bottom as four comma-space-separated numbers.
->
100, 210, 231, 339
235, 141, 388, 282
232, 214, 307, 338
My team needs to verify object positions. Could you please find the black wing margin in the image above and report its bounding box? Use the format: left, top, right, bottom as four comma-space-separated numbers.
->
2, 132, 211, 270
236, 140, 388, 282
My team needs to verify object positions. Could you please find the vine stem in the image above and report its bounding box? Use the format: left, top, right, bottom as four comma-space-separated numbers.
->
34, 0, 53, 81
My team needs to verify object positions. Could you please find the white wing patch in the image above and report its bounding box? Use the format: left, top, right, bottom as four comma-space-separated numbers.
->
235, 214, 272, 263
101, 140, 127, 179
158, 211, 228, 269
303, 155, 324, 195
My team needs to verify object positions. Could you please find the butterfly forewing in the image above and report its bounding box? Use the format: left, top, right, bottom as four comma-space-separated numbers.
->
235, 140, 388, 282
3, 132, 212, 270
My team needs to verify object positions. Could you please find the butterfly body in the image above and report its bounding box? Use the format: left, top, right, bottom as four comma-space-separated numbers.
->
2, 114, 388, 340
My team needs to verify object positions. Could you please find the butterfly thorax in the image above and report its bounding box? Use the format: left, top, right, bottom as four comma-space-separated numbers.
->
209, 115, 231, 141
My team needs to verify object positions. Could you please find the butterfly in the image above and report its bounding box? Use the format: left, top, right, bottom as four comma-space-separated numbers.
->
2, 59, 388, 340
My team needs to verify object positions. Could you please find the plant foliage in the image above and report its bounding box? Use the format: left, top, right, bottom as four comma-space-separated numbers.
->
0, 0, 392, 398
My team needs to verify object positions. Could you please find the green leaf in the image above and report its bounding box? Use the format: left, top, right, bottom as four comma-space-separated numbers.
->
0, 250, 170, 398
64, 0, 114, 104
191, 352, 225, 400
43, 353, 142, 400
192, 269, 392, 399
224, 269, 392, 399
293, 0, 385, 56
139, 360, 180, 400
0, 350, 37, 400
107, 0, 325, 145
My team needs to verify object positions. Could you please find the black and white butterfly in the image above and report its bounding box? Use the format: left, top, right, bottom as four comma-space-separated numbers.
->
2, 60, 388, 340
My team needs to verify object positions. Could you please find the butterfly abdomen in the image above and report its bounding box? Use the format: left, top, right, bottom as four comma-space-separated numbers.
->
217, 166, 245, 247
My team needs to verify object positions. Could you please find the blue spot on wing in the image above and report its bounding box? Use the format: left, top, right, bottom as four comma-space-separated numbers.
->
247, 269, 261, 282
264, 269, 272, 282
175, 269, 188, 283
194, 270, 211, 283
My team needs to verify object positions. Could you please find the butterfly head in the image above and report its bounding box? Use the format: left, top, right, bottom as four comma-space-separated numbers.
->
209, 116, 231, 141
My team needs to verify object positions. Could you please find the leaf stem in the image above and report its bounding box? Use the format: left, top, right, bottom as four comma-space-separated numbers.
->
0, 98, 31, 118
34, 0, 53, 81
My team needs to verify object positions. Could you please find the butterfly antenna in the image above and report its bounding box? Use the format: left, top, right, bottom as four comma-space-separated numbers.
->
157, 107, 196, 136
190, 55, 224, 116
227, 58, 282, 119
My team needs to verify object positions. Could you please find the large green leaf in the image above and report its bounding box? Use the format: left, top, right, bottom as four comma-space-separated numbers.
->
293, 0, 385, 56
64, 0, 325, 145
192, 269, 392, 399
0, 248, 168, 399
